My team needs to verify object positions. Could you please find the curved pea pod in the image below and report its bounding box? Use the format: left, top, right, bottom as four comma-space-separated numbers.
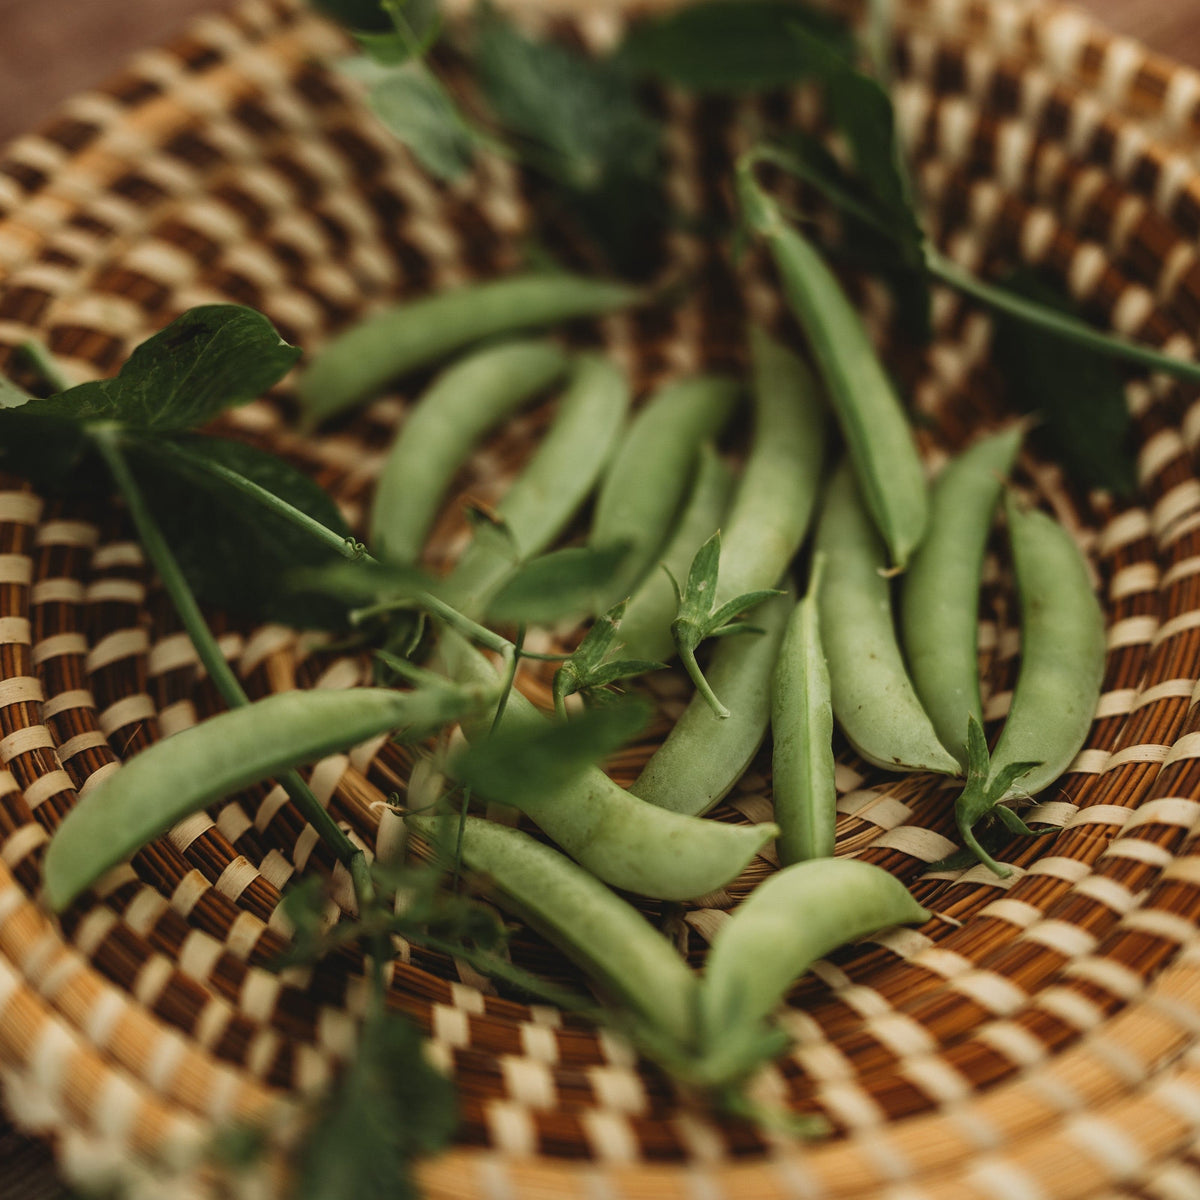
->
697, 858, 928, 1085
631, 589, 792, 816
815, 463, 961, 775
991, 495, 1106, 799
436, 629, 778, 900
901, 424, 1025, 766
590, 375, 738, 612
616, 443, 734, 665
407, 814, 699, 1050
297, 272, 638, 425
740, 182, 927, 569
440, 354, 630, 618
369, 339, 568, 564
712, 327, 827, 608
771, 555, 836, 864
43, 685, 490, 912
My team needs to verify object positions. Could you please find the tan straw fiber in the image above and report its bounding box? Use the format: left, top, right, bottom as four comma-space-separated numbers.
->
3, 0, 1200, 1196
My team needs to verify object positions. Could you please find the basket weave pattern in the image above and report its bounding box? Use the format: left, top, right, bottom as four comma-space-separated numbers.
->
1, 0, 1200, 1196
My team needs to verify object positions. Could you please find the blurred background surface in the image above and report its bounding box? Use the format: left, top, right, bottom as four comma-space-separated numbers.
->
0, 0, 1196, 144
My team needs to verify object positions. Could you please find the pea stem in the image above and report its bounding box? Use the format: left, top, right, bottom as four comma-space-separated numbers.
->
91, 428, 370, 893
925, 244, 1200, 385
147, 438, 568, 661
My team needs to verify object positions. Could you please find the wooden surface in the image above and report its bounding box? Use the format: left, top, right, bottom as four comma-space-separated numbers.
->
0, 0, 1194, 1196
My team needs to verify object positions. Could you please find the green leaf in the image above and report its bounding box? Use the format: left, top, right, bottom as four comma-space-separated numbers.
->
354, 0, 441, 62
368, 64, 477, 180
619, 0, 855, 91
56, 306, 298, 433
486, 543, 632, 625
309, 0, 392, 31
992, 270, 1137, 496
552, 600, 663, 714
296, 1009, 457, 1200
126, 434, 356, 629
787, 27, 922, 263
475, 6, 664, 272
452, 697, 652, 807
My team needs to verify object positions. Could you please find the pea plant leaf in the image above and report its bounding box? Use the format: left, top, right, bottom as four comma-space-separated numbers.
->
992, 270, 1137, 497
485, 542, 632, 625
452, 696, 652, 808
365, 63, 479, 181
353, 0, 442, 64
473, 6, 665, 273
619, 0, 855, 91
552, 600, 664, 718
670, 531, 783, 719
296, 1007, 457, 1200
126, 433, 357, 629
56, 305, 300, 432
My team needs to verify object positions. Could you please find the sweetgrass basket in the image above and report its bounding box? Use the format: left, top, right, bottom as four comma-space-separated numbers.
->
3, 0, 1200, 1196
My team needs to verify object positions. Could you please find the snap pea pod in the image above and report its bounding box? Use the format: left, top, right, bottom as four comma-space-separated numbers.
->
616, 443, 734, 664
369, 340, 568, 564
771, 554, 835, 865
406, 814, 699, 1050
901, 425, 1025, 766
990, 494, 1106, 799
590, 376, 738, 612
712, 327, 827, 608
43, 685, 489, 912
697, 858, 929, 1085
439, 354, 630, 619
297, 272, 638, 425
815, 463, 960, 775
738, 175, 927, 569
631, 589, 793, 816
437, 629, 778, 900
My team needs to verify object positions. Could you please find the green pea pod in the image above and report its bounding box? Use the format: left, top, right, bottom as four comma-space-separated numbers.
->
698, 858, 929, 1085
590, 375, 738, 612
771, 554, 836, 864
740, 179, 927, 569
816, 463, 960, 775
440, 354, 630, 618
991, 495, 1106, 799
407, 814, 699, 1051
901, 424, 1025, 766
712, 327, 827, 608
43, 685, 490, 912
369, 339, 568, 564
437, 630, 778, 900
631, 589, 793, 816
298, 272, 638, 425
616, 443, 734, 665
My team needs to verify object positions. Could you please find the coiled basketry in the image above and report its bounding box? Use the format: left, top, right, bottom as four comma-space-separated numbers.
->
4, 0, 1200, 1196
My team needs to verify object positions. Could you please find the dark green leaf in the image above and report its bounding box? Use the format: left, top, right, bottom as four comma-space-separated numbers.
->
453, 696, 651, 807
620, 0, 855, 91
289, 558, 433, 611
486, 543, 632, 624
584, 658, 664, 688
787, 27, 922, 264
368, 65, 477, 180
354, 0, 441, 62
676, 530, 722, 628
475, 7, 665, 271
296, 1009, 457, 1200
993, 270, 1137, 496
309, 0, 392, 31
127, 434, 355, 629
53, 306, 298, 433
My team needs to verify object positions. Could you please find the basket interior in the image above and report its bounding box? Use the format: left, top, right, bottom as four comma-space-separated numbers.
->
3, 0, 1200, 1196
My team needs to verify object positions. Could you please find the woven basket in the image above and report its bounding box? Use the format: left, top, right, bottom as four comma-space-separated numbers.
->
4, 0, 1200, 1195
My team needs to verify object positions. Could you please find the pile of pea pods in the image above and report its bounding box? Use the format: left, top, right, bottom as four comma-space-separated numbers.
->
299, 214, 1104, 1087
43, 241, 1106, 1097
